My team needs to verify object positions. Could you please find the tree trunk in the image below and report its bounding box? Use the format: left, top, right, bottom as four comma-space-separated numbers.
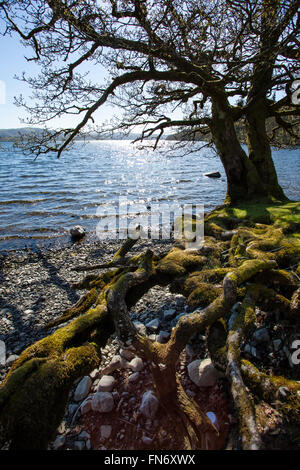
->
210, 100, 267, 204
246, 101, 287, 201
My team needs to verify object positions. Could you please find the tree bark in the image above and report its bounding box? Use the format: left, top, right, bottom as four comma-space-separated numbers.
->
210, 99, 267, 204
246, 101, 287, 201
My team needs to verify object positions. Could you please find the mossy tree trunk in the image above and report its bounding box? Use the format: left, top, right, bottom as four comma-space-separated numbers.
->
246, 100, 287, 201
210, 99, 268, 204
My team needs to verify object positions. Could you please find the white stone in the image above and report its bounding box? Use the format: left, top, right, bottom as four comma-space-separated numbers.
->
97, 375, 116, 392
5, 354, 19, 365
91, 392, 114, 413
187, 358, 221, 387
100, 424, 112, 439
140, 390, 159, 419
102, 355, 122, 374
128, 357, 144, 372
133, 321, 147, 336
74, 376, 92, 402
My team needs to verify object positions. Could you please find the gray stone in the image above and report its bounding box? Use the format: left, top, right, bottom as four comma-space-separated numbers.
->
163, 308, 176, 320
74, 440, 85, 450
74, 376, 92, 402
5, 354, 19, 366
187, 358, 221, 388
90, 368, 99, 379
140, 390, 159, 419
102, 355, 122, 374
133, 321, 147, 336
185, 344, 194, 360
120, 348, 136, 361
70, 225, 86, 241
145, 318, 160, 332
97, 375, 116, 392
148, 334, 157, 341
91, 392, 114, 413
100, 424, 112, 439
128, 372, 140, 384
128, 357, 144, 372
86, 439, 91, 450
273, 339, 282, 351
79, 431, 90, 440
80, 396, 93, 414
142, 435, 153, 445
253, 328, 270, 344
52, 435, 66, 450
157, 330, 170, 343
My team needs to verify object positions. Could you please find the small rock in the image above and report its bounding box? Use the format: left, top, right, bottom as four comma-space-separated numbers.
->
79, 431, 90, 440
140, 390, 159, 418
133, 321, 147, 336
80, 396, 93, 414
90, 368, 99, 380
97, 375, 116, 393
157, 330, 170, 343
128, 357, 144, 372
273, 339, 282, 351
163, 308, 176, 320
74, 440, 85, 450
5, 354, 19, 366
52, 435, 66, 450
142, 435, 153, 445
185, 344, 194, 359
204, 171, 221, 178
74, 376, 92, 402
100, 425, 112, 440
145, 318, 160, 332
24, 309, 34, 315
70, 225, 86, 241
128, 372, 140, 384
91, 392, 114, 413
102, 355, 122, 374
187, 358, 221, 387
120, 348, 136, 361
206, 411, 220, 431
148, 334, 157, 342
253, 328, 270, 344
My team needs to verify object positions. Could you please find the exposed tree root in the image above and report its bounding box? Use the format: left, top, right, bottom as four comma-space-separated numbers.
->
1, 206, 300, 450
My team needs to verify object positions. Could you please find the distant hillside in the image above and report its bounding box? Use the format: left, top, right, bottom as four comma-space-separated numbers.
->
0, 128, 45, 141
0, 128, 159, 142
167, 116, 300, 148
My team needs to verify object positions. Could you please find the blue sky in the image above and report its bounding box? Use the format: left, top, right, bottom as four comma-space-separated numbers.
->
0, 34, 115, 129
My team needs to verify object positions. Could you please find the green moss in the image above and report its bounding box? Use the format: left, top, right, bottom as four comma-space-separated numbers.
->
187, 283, 222, 309
156, 247, 207, 278
241, 360, 300, 424
1, 345, 99, 449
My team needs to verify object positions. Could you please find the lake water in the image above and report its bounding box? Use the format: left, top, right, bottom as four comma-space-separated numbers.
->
0, 140, 299, 251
